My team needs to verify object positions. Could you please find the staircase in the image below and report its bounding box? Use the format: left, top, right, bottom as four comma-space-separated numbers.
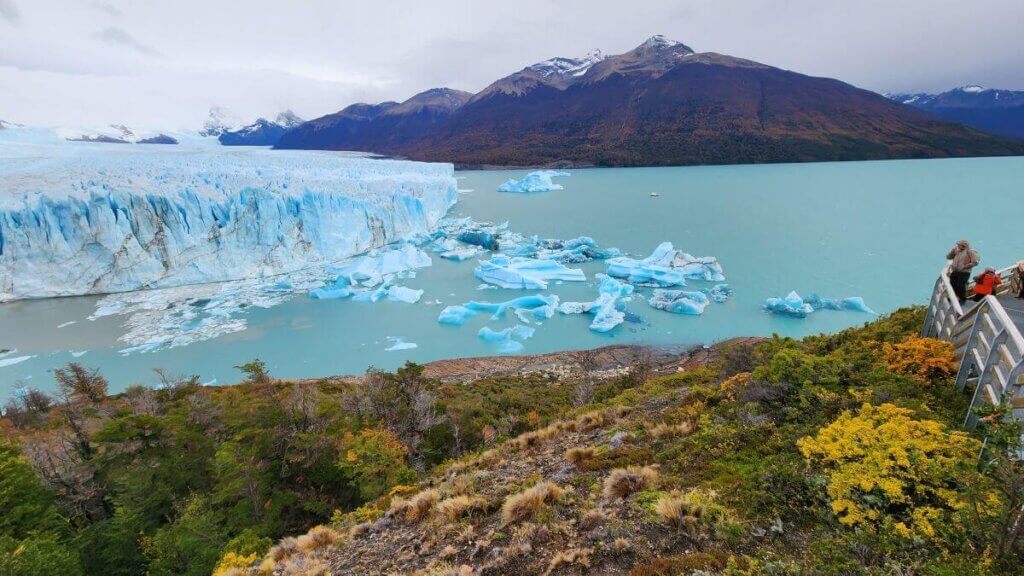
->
922, 263, 1024, 433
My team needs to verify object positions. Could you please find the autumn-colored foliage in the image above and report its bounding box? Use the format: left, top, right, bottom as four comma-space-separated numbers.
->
882, 336, 958, 382
798, 403, 988, 539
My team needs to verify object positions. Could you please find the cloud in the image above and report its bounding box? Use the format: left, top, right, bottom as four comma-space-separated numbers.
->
92, 26, 161, 57
92, 2, 122, 17
0, 0, 20, 23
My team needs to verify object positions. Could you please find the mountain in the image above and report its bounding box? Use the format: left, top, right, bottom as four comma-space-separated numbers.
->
0, 119, 21, 130
277, 36, 1024, 167
276, 88, 472, 151
887, 86, 1024, 140
219, 110, 305, 146
199, 106, 243, 137
63, 124, 178, 145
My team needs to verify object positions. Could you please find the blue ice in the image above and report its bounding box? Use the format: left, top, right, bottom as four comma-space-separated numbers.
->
497, 170, 569, 193
475, 256, 586, 289
464, 294, 560, 321
385, 337, 418, 351
478, 325, 536, 353
606, 242, 724, 287
438, 305, 478, 326
558, 274, 635, 333
649, 289, 711, 315
763, 292, 875, 318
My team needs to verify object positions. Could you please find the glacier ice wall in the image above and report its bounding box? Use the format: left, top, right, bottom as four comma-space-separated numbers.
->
0, 129, 457, 301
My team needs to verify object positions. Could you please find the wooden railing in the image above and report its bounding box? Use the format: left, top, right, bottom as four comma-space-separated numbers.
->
924, 263, 1024, 435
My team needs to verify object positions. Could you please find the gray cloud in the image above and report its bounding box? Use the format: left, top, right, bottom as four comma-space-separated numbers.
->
0, 0, 20, 23
92, 26, 161, 57
1, 0, 1022, 128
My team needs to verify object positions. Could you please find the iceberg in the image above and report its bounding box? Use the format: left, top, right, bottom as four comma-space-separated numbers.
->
497, 170, 569, 193
331, 244, 432, 287
649, 289, 710, 315
0, 128, 457, 301
475, 256, 586, 289
439, 246, 484, 261
384, 337, 418, 351
477, 325, 536, 354
708, 284, 733, 303
350, 284, 423, 304
0, 354, 34, 368
558, 274, 634, 333
464, 294, 560, 321
438, 305, 478, 326
606, 242, 724, 287
763, 292, 875, 318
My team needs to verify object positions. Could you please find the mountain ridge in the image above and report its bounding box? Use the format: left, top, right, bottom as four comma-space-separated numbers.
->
276, 36, 1024, 166
887, 86, 1024, 140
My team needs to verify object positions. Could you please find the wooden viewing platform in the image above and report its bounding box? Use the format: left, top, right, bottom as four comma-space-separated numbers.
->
923, 263, 1024, 441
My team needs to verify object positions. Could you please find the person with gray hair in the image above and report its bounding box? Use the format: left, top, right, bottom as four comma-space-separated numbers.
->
946, 239, 980, 304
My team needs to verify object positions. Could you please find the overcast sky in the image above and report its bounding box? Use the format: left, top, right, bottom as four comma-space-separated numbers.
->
1, 0, 1022, 129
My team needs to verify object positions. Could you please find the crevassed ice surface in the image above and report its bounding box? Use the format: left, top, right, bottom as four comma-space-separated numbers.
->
0, 128, 457, 300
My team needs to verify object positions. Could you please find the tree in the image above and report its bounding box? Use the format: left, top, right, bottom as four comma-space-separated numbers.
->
337, 429, 416, 502
234, 359, 271, 385
143, 496, 228, 576
0, 441, 66, 540
54, 363, 108, 404
0, 535, 84, 576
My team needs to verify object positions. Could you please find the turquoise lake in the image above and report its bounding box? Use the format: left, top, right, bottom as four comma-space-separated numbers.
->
2, 156, 1023, 396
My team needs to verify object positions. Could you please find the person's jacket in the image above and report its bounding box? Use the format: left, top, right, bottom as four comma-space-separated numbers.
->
947, 246, 980, 272
973, 271, 1002, 296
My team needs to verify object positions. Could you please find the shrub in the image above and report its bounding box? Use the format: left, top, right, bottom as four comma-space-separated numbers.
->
797, 403, 988, 539
603, 466, 659, 499
295, 525, 344, 553
881, 336, 958, 382
654, 489, 735, 538
337, 428, 417, 502
501, 482, 564, 524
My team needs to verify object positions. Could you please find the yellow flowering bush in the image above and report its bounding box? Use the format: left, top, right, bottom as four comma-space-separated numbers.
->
881, 336, 958, 383
212, 551, 257, 576
797, 403, 983, 539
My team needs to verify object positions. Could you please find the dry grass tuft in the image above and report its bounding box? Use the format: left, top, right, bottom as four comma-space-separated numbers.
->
654, 489, 733, 538
603, 465, 659, 499
501, 482, 564, 525
390, 488, 440, 523
579, 507, 610, 531
648, 421, 692, 439
611, 537, 631, 553
436, 495, 488, 522
565, 446, 596, 466
543, 547, 592, 575
267, 537, 299, 563
295, 525, 344, 553
577, 410, 607, 431
348, 522, 371, 539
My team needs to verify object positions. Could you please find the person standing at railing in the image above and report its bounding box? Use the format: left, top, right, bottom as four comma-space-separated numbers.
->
946, 239, 979, 304
970, 267, 1001, 302
1012, 261, 1024, 299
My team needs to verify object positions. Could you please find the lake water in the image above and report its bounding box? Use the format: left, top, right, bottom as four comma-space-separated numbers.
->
3, 156, 1023, 396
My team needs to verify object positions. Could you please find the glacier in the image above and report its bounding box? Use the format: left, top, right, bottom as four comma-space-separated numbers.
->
497, 170, 569, 193
0, 128, 457, 301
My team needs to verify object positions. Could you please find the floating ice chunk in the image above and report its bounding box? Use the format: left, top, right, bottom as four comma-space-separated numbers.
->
607, 242, 725, 287
0, 354, 35, 368
766, 292, 876, 318
763, 291, 815, 318
840, 297, 876, 315
477, 325, 535, 353
457, 230, 500, 251
309, 276, 355, 300
70, 350, 88, 358
438, 305, 478, 326
475, 256, 585, 289
558, 274, 634, 333
464, 294, 560, 321
334, 244, 432, 286
57, 321, 77, 329
649, 289, 710, 315
385, 286, 424, 304
708, 284, 733, 303
385, 337, 418, 351
497, 170, 569, 193
440, 246, 484, 261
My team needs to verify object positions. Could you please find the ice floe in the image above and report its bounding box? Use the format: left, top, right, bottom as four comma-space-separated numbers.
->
497, 170, 569, 193
475, 256, 586, 289
464, 294, 560, 321
558, 274, 635, 333
57, 321, 77, 329
763, 291, 876, 318
0, 354, 35, 368
606, 242, 724, 287
478, 325, 536, 353
648, 289, 710, 315
438, 305, 478, 326
385, 337, 418, 351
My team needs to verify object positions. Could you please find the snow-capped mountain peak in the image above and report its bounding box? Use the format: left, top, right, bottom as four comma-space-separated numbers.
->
274, 110, 304, 128
529, 49, 605, 79
200, 106, 243, 137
